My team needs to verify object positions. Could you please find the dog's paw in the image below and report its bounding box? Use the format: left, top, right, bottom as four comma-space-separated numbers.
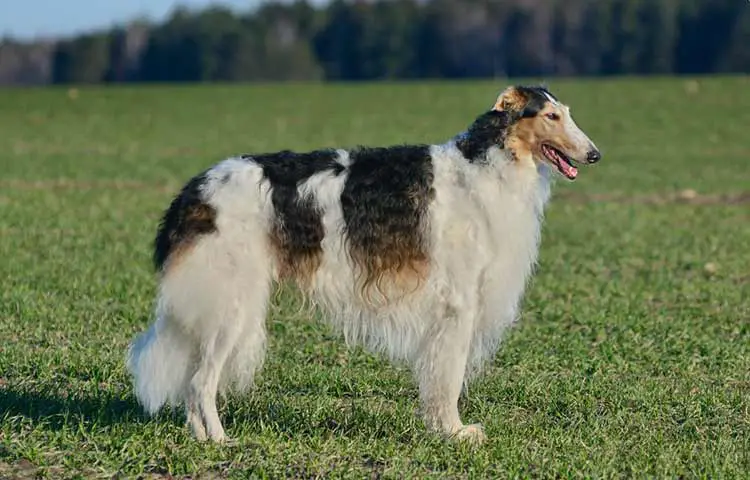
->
211, 433, 231, 445
451, 423, 486, 444
187, 417, 207, 442
207, 428, 228, 444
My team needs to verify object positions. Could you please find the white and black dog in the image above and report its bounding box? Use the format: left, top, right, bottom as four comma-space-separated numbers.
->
127, 85, 601, 444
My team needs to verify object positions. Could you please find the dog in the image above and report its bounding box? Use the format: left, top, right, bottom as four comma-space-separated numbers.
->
127, 85, 601, 444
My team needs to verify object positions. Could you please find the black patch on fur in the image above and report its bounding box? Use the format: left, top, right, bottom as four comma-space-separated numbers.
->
246, 149, 344, 277
154, 171, 217, 271
341, 145, 435, 280
245, 149, 345, 186
455, 110, 512, 163
516, 85, 556, 119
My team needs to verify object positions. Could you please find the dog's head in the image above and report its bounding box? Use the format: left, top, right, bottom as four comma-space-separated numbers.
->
494, 85, 601, 180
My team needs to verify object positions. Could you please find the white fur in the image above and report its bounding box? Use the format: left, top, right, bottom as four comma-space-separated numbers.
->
127, 138, 554, 443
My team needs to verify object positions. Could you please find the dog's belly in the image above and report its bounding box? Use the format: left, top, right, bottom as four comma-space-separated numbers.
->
304, 243, 435, 362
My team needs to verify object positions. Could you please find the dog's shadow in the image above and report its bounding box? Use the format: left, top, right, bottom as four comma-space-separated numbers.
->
0, 388, 147, 431
0, 387, 422, 442
216, 387, 426, 443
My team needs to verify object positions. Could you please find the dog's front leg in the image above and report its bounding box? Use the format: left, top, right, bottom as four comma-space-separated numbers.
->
414, 291, 486, 444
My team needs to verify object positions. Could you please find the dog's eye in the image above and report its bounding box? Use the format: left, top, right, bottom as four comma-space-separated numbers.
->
545, 113, 560, 121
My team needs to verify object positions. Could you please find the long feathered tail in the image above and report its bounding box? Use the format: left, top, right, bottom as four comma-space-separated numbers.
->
126, 307, 194, 414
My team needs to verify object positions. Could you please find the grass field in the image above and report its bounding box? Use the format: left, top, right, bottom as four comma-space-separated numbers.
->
1, 77, 749, 478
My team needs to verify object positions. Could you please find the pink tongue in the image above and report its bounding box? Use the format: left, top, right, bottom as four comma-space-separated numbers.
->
559, 159, 578, 179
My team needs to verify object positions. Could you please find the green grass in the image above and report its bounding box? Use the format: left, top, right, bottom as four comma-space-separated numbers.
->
1, 77, 749, 478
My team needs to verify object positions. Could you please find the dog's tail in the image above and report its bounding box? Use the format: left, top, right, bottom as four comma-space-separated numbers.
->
126, 304, 194, 414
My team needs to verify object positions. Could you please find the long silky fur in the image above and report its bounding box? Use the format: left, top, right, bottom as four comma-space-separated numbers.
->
126, 85, 598, 442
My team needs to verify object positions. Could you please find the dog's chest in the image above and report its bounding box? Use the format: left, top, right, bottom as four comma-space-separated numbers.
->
473, 172, 546, 263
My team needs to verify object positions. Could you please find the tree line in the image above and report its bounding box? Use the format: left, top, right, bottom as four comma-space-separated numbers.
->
1, 0, 748, 85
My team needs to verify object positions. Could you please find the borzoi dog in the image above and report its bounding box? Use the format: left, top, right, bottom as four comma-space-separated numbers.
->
127, 85, 601, 444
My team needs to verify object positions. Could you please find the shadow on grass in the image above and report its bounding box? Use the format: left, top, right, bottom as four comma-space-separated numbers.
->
0, 388, 152, 430
0, 386, 423, 442
215, 392, 424, 443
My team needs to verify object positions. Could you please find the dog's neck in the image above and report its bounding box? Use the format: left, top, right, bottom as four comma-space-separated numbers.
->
452, 137, 552, 215
453, 110, 511, 164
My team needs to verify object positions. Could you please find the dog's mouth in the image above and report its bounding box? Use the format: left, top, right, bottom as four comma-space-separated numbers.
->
541, 144, 578, 180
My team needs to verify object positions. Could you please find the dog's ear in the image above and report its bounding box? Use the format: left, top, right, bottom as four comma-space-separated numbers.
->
492, 86, 529, 113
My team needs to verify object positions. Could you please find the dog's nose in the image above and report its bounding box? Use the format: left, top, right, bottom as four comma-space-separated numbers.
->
586, 149, 601, 163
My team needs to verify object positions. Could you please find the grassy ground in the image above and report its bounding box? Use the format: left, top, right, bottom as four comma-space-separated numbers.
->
0, 77, 748, 478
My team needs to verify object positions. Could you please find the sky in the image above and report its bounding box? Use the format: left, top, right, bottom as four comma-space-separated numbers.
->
1, 0, 325, 40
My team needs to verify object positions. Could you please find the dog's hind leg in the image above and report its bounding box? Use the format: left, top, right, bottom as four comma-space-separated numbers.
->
414, 290, 485, 444
156, 231, 272, 442
187, 326, 235, 442
185, 283, 270, 443
186, 323, 235, 442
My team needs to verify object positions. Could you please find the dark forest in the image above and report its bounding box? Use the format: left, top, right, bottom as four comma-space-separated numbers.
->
1, 0, 748, 85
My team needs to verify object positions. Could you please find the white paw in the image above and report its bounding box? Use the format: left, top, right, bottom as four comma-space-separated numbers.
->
187, 416, 207, 441
451, 423, 486, 444
207, 427, 227, 443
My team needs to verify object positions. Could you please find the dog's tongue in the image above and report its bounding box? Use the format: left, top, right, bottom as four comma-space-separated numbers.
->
559, 160, 578, 179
